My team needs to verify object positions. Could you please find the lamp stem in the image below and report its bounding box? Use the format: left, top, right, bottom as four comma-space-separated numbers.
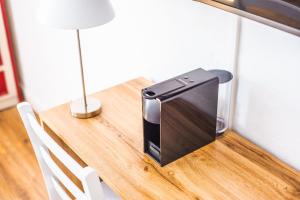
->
76, 29, 88, 112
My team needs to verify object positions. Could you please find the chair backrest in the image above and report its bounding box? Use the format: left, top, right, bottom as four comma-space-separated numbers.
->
17, 102, 104, 200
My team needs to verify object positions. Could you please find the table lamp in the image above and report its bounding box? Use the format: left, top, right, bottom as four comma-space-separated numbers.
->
36, 0, 115, 119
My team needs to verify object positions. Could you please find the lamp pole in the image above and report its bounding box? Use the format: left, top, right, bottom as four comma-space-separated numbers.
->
70, 30, 101, 119
76, 29, 88, 112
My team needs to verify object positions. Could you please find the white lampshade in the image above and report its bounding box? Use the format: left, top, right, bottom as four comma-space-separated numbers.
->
36, 0, 115, 29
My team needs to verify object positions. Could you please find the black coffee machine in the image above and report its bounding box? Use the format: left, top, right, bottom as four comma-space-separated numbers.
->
142, 68, 219, 166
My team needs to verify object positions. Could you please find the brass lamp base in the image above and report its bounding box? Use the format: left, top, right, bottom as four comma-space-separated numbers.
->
70, 98, 102, 119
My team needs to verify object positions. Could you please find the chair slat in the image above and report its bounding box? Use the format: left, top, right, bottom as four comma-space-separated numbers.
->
28, 114, 83, 177
40, 147, 86, 200
17, 102, 115, 200
51, 177, 73, 200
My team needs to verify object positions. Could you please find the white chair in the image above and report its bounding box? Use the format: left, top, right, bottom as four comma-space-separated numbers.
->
17, 102, 120, 200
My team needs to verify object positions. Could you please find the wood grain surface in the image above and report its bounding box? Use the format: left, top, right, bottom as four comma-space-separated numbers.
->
0, 108, 47, 200
39, 77, 300, 200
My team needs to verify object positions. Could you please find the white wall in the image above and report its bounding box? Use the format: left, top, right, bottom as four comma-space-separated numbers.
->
7, 0, 236, 110
7, 0, 79, 110
6, 0, 300, 170
234, 18, 300, 170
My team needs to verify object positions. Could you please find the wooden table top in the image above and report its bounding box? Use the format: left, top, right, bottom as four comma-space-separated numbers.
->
40, 77, 300, 200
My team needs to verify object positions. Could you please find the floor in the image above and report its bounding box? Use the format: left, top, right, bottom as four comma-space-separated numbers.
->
0, 108, 47, 200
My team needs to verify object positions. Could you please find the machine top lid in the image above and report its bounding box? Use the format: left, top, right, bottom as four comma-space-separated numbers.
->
142, 68, 218, 100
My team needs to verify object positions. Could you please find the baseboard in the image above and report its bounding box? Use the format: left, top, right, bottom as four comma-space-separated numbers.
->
0, 95, 19, 110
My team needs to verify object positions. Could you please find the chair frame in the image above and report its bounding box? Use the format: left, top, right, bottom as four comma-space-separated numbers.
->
17, 102, 104, 200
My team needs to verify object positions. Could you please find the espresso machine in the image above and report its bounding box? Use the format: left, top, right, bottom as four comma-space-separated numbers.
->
142, 68, 220, 166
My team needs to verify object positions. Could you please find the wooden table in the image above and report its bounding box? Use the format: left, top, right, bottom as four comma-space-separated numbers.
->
40, 77, 300, 200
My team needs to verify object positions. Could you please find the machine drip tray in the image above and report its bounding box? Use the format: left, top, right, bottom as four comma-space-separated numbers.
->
148, 141, 160, 162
